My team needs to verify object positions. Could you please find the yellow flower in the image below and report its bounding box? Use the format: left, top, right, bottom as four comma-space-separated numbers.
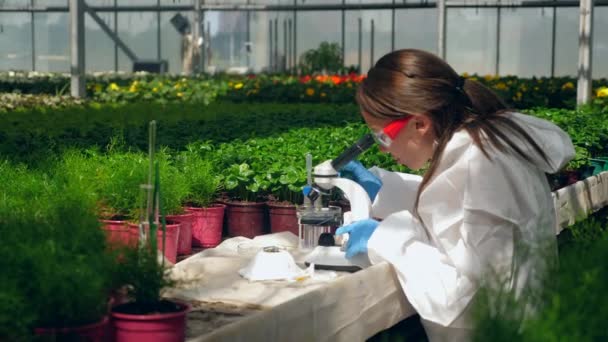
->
94, 84, 102, 92
109, 83, 119, 91
597, 87, 608, 98
516, 91, 523, 100
562, 82, 575, 90
462, 72, 469, 78
228, 82, 233, 87
484, 74, 495, 81
129, 85, 137, 93
158, 82, 163, 87
306, 88, 315, 96
152, 87, 158, 92
176, 92, 183, 98
321, 92, 327, 98
495, 82, 507, 90
234, 82, 244, 90
174, 83, 181, 90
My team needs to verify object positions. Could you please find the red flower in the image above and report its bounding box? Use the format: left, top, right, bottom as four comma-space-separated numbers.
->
331, 75, 341, 85
299, 75, 312, 83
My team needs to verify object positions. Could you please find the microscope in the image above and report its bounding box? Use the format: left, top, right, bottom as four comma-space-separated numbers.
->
299, 134, 376, 272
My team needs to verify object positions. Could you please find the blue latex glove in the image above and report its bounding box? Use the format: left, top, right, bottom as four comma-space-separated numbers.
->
335, 219, 380, 259
339, 160, 382, 201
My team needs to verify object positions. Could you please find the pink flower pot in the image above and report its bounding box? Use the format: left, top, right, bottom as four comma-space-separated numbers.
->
111, 301, 189, 342
186, 204, 226, 248
166, 213, 194, 256
35, 316, 109, 342
100, 218, 135, 249
128, 221, 180, 264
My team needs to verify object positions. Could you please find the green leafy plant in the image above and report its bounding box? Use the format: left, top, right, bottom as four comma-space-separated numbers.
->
472, 215, 608, 341
0, 161, 116, 338
112, 154, 176, 314
299, 42, 344, 74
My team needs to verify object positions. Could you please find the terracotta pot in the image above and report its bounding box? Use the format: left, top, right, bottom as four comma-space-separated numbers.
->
267, 202, 298, 236
186, 204, 226, 248
225, 201, 266, 238
111, 301, 189, 342
128, 221, 180, 264
35, 316, 108, 342
166, 213, 194, 255
100, 217, 135, 249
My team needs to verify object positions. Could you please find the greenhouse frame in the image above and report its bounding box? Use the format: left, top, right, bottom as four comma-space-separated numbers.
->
0, 0, 606, 101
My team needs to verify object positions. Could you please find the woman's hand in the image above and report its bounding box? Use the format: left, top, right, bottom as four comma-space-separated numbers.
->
339, 161, 382, 201
335, 219, 380, 258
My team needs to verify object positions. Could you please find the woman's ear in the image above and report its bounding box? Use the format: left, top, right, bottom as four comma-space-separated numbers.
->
412, 115, 433, 136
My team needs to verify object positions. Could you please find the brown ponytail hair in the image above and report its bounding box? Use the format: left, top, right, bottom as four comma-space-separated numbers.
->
356, 49, 549, 220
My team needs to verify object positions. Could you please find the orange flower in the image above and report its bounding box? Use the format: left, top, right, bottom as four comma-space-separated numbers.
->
331, 75, 341, 85
315, 75, 329, 83
306, 88, 315, 96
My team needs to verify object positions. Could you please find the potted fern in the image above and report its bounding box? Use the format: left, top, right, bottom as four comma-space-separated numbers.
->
111, 122, 189, 341
177, 150, 225, 248
0, 162, 115, 341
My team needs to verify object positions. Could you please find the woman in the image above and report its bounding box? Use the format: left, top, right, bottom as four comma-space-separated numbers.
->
336, 49, 574, 341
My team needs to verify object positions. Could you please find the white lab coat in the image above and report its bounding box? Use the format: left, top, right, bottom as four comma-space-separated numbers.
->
366, 112, 575, 341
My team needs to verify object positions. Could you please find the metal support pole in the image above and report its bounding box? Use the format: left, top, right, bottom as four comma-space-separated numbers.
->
551, 3, 557, 77
577, 0, 594, 105
288, 18, 292, 71
293, 0, 297, 72
357, 17, 362, 72
283, 19, 287, 72
274, 18, 278, 73
85, 3, 138, 62
201, 10, 206, 73
246, 5, 251, 69
192, 0, 201, 74
370, 19, 375, 67
114, 0, 118, 72
437, 0, 446, 59
269, 20, 273, 71
341, 0, 345, 68
205, 21, 210, 71
157, 0, 161, 60
391, 0, 395, 51
31, 0, 36, 71
70, 0, 85, 98
496, 7, 501, 75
